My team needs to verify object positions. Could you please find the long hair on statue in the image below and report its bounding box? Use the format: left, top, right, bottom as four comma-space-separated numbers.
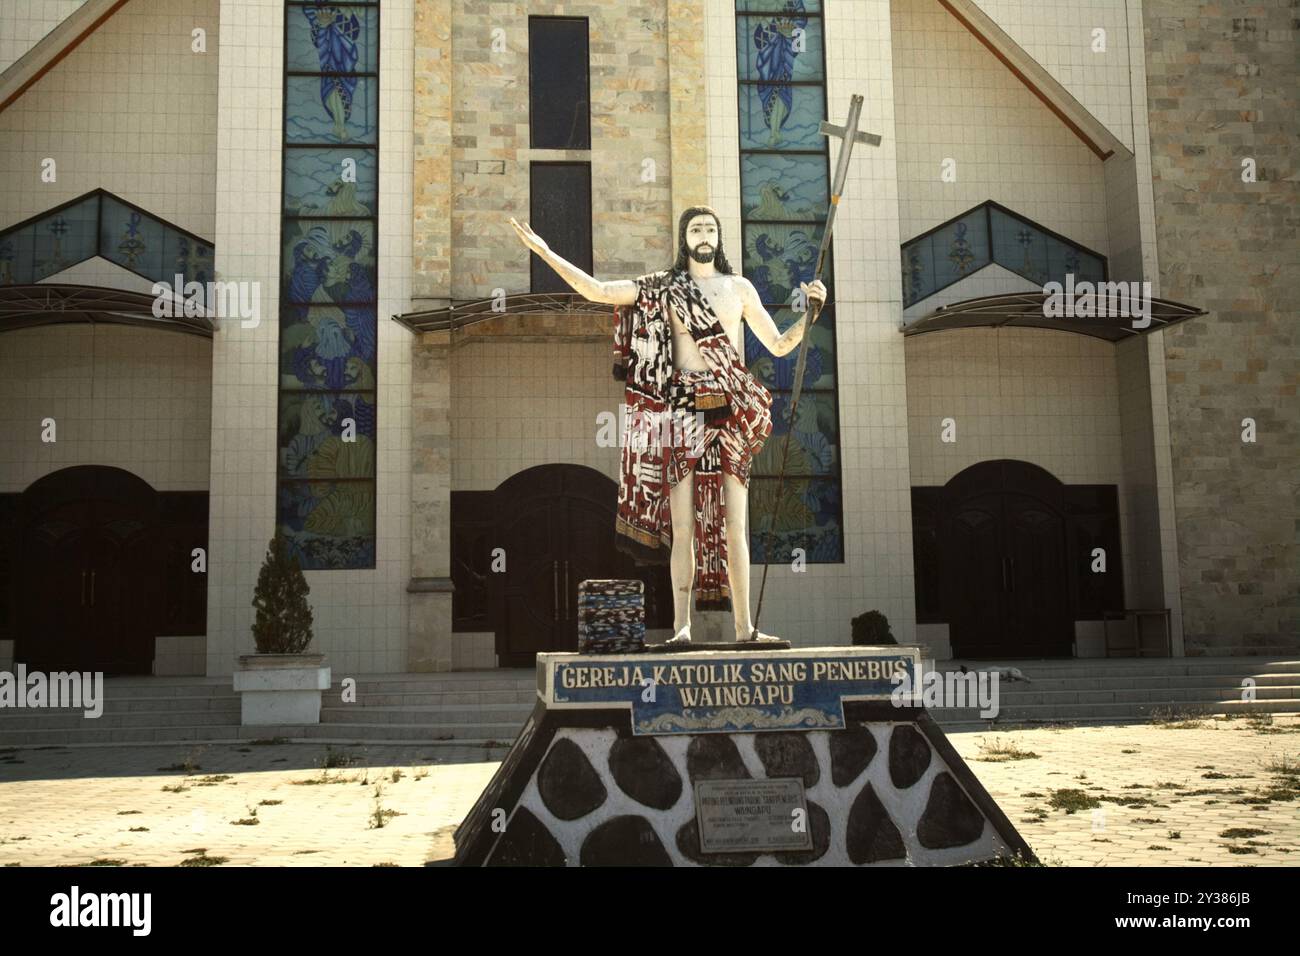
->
672, 205, 734, 275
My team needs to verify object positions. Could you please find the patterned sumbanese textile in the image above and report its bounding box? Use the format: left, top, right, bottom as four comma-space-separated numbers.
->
612, 268, 773, 611
577, 578, 645, 654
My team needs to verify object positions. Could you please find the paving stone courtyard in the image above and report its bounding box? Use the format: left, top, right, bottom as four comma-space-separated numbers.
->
1, 713, 1296, 867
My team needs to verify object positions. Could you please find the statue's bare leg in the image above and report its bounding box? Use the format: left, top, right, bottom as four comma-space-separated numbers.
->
724, 473, 779, 642
668, 471, 695, 643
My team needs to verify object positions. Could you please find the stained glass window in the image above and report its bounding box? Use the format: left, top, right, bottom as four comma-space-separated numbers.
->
0, 191, 212, 293
736, 0, 844, 564
901, 201, 1108, 307
279, 1, 379, 569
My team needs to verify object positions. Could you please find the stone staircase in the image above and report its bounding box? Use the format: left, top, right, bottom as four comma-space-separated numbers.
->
926, 658, 1300, 727
1, 659, 1297, 747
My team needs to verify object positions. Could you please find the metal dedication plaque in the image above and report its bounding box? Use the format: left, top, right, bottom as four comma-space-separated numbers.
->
694, 779, 813, 854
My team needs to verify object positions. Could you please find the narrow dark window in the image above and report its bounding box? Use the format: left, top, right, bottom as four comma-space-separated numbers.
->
529, 162, 592, 293
528, 17, 591, 149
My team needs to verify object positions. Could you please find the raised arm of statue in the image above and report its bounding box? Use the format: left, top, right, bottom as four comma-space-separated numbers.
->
508, 217, 638, 306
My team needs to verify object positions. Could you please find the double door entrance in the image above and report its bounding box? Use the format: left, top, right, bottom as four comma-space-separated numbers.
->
938, 460, 1078, 659
12, 467, 163, 674
493, 465, 670, 667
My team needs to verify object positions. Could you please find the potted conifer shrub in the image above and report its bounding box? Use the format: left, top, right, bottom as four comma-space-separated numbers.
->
232, 534, 331, 726
851, 610, 897, 646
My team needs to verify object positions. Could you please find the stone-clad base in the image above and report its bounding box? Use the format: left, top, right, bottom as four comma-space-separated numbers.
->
452, 701, 1033, 866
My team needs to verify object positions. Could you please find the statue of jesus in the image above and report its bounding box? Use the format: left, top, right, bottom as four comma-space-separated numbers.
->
510, 206, 824, 644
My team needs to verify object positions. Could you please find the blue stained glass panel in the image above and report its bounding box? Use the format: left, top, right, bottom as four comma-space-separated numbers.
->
285, 75, 378, 145
0, 224, 35, 285
99, 196, 165, 279
741, 153, 827, 221
281, 218, 376, 304
901, 237, 935, 307
749, 477, 843, 564
277, 480, 376, 570
753, 391, 839, 477
1047, 239, 1105, 285
31, 200, 98, 280
280, 304, 377, 391
929, 213, 991, 291
736, 2, 823, 19
739, 84, 824, 151
287, 5, 379, 74
990, 207, 1049, 286
279, 391, 377, 479
742, 222, 828, 307
284, 147, 378, 217
745, 305, 836, 390
736, 14, 824, 84
161, 230, 214, 289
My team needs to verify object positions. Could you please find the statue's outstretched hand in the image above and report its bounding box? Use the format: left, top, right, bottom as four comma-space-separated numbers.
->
800, 279, 827, 323
509, 217, 550, 256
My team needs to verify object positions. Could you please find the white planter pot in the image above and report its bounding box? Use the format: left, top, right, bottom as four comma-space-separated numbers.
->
233, 653, 331, 726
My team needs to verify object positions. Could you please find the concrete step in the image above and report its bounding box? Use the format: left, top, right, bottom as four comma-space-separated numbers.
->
0, 697, 241, 717
321, 689, 537, 707
934, 661, 1300, 679
327, 676, 534, 695
286, 722, 525, 743
0, 709, 239, 730
930, 698, 1300, 725
945, 685, 1300, 706
932, 673, 1300, 690
319, 705, 533, 725
4, 659, 1296, 747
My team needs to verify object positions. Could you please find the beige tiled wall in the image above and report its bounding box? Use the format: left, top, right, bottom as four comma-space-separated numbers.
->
891, 0, 1108, 254
0, 324, 212, 493
450, 336, 623, 491
0, 0, 219, 258
205, 0, 414, 678
706, 0, 915, 647
905, 327, 1123, 487
970, 0, 1136, 149
0, 0, 91, 74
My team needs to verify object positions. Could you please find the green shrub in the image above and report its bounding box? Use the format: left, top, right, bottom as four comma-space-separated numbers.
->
851, 610, 896, 646
251, 534, 314, 654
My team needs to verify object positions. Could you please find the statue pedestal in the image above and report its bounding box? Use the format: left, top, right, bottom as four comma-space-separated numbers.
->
452, 646, 1032, 866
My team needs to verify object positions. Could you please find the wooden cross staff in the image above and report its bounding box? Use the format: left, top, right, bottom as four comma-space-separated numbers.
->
752, 94, 881, 638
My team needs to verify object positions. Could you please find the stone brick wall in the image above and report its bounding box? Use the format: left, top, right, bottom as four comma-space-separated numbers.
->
1143, 3, 1299, 653
414, 0, 680, 305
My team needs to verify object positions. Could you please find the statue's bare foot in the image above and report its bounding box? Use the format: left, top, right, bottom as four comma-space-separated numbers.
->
740, 630, 781, 643
667, 625, 692, 646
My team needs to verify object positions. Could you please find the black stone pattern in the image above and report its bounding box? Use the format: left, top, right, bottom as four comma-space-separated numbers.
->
918, 772, 985, 849
829, 725, 878, 786
487, 806, 567, 866
581, 815, 673, 866
609, 737, 683, 810
538, 738, 607, 820
755, 733, 819, 788
846, 783, 907, 864
774, 800, 830, 865
686, 735, 751, 782
675, 819, 759, 867
486, 727, 995, 866
888, 724, 931, 789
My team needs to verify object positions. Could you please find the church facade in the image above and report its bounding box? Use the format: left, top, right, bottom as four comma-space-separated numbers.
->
0, 0, 1294, 679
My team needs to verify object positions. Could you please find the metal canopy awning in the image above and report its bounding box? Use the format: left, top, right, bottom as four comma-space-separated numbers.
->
0, 284, 217, 337
901, 291, 1206, 342
392, 291, 611, 334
